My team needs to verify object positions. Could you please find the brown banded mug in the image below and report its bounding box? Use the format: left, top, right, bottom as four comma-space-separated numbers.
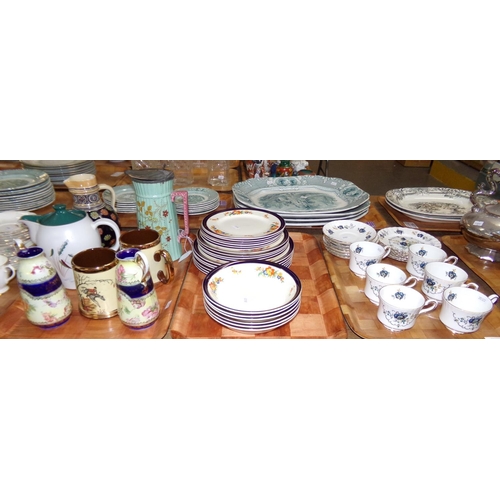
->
120, 229, 174, 285
72, 248, 118, 319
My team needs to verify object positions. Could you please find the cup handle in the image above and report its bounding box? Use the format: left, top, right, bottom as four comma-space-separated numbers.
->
382, 246, 391, 259
155, 249, 175, 285
171, 190, 190, 242
462, 282, 479, 291
90, 218, 121, 251
444, 256, 458, 265
6, 265, 16, 283
420, 299, 438, 315
135, 250, 150, 283
489, 294, 499, 304
403, 276, 418, 288
98, 183, 117, 209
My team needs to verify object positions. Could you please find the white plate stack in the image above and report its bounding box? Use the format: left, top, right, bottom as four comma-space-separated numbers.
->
174, 187, 220, 215
20, 160, 96, 187
103, 185, 137, 213
202, 260, 302, 333
322, 220, 378, 259
0, 169, 56, 211
193, 208, 294, 274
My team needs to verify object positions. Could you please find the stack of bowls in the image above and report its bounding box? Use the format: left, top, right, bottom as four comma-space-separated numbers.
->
322, 220, 378, 258
193, 208, 294, 274
203, 260, 302, 333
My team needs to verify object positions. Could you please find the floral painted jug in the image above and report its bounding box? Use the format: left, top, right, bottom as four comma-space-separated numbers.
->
115, 248, 160, 329
16, 246, 72, 328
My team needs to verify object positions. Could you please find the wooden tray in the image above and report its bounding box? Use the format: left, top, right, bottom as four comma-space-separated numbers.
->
378, 196, 462, 233
168, 232, 347, 339
0, 254, 192, 339
442, 234, 500, 296
322, 241, 500, 339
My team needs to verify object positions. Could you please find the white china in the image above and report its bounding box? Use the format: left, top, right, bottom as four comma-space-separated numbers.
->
421, 261, 478, 302
364, 263, 418, 305
0, 254, 16, 294
20, 160, 96, 187
377, 285, 438, 332
377, 227, 441, 262
348, 241, 391, 278
439, 286, 499, 334
385, 187, 473, 219
406, 244, 458, 279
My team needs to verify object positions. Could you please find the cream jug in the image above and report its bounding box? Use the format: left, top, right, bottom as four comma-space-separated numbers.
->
21, 204, 121, 289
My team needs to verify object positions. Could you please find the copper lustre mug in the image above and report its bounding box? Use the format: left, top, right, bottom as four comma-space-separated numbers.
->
120, 228, 174, 285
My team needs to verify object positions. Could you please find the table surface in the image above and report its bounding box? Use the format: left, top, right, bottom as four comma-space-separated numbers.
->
2, 160, 499, 339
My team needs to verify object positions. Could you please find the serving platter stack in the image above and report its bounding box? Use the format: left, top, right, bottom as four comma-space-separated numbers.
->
0, 169, 56, 211
384, 187, 473, 223
233, 176, 370, 227
322, 220, 378, 258
202, 260, 302, 333
193, 208, 294, 274
174, 187, 220, 215
19, 160, 96, 188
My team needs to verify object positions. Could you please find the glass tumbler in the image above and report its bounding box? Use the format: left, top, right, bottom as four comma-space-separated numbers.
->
207, 160, 230, 186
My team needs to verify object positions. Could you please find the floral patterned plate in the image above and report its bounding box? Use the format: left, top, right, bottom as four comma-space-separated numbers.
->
377, 227, 441, 262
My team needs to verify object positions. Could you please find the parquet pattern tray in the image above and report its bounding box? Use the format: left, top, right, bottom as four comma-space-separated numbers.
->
168, 232, 347, 339
322, 241, 500, 339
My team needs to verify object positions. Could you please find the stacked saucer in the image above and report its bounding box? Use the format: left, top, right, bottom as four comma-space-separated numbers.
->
202, 260, 302, 333
0, 169, 56, 211
20, 160, 96, 187
322, 220, 378, 259
193, 208, 293, 274
174, 187, 220, 215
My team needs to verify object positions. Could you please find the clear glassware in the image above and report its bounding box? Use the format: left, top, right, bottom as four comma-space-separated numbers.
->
207, 160, 229, 186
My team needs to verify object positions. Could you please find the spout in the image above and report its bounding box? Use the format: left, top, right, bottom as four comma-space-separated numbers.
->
20, 215, 41, 243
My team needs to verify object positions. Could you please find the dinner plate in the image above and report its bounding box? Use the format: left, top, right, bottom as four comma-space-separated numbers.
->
0, 169, 50, 191
377, 227, 441, 262
385, 187, 473, 217
232, 176, 369, 214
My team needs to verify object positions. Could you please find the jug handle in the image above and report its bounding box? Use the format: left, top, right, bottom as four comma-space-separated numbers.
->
171, 191, 190, 242
135, 250, 150, 283
156, 249, 175, 284
99, 183, 117, 209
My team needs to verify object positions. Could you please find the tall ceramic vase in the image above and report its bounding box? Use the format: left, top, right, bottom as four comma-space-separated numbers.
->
16, 247, 72, 328
115, 248, 160, 329
125, 169, 189, 261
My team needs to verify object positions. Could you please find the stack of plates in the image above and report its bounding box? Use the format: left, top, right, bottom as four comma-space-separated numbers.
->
174, 187, 220, 215
0, 169, 56, 211
20, 160, 96, 187
233, 175, 370, 227
103, 185, 137, 213
0, 211, 35, 269
385, 187, 473, 223
193, 208, 294, 274
322, 220, 378, 259
202, 260, 302, 333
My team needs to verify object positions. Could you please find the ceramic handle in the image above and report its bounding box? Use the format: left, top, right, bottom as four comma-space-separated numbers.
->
489, 294, 499, 304
135, 250, 150, 282
171, 190, 190, 240
90, 219, 121, 251
444, 256, 458, 265
420, 299, 438, 315
99, 183, 117, 209
382, 245, 391, 259
155, 249, 175, 285
4, 265, 16, 283
403, 276, 418, 288
462, 282, 479, 291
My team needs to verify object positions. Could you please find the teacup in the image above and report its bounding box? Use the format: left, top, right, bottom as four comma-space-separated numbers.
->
377, 285, 438, 332
364, 263, 418, 305
120, 229, 174, 285
349, 241, 391, 278
406, 244, 458, 280
440, 286, 499, 334
421, 261, 478, 302
0, 254, 16, 294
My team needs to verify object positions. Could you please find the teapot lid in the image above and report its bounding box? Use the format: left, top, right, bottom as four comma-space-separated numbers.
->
36, 204, 87, 226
